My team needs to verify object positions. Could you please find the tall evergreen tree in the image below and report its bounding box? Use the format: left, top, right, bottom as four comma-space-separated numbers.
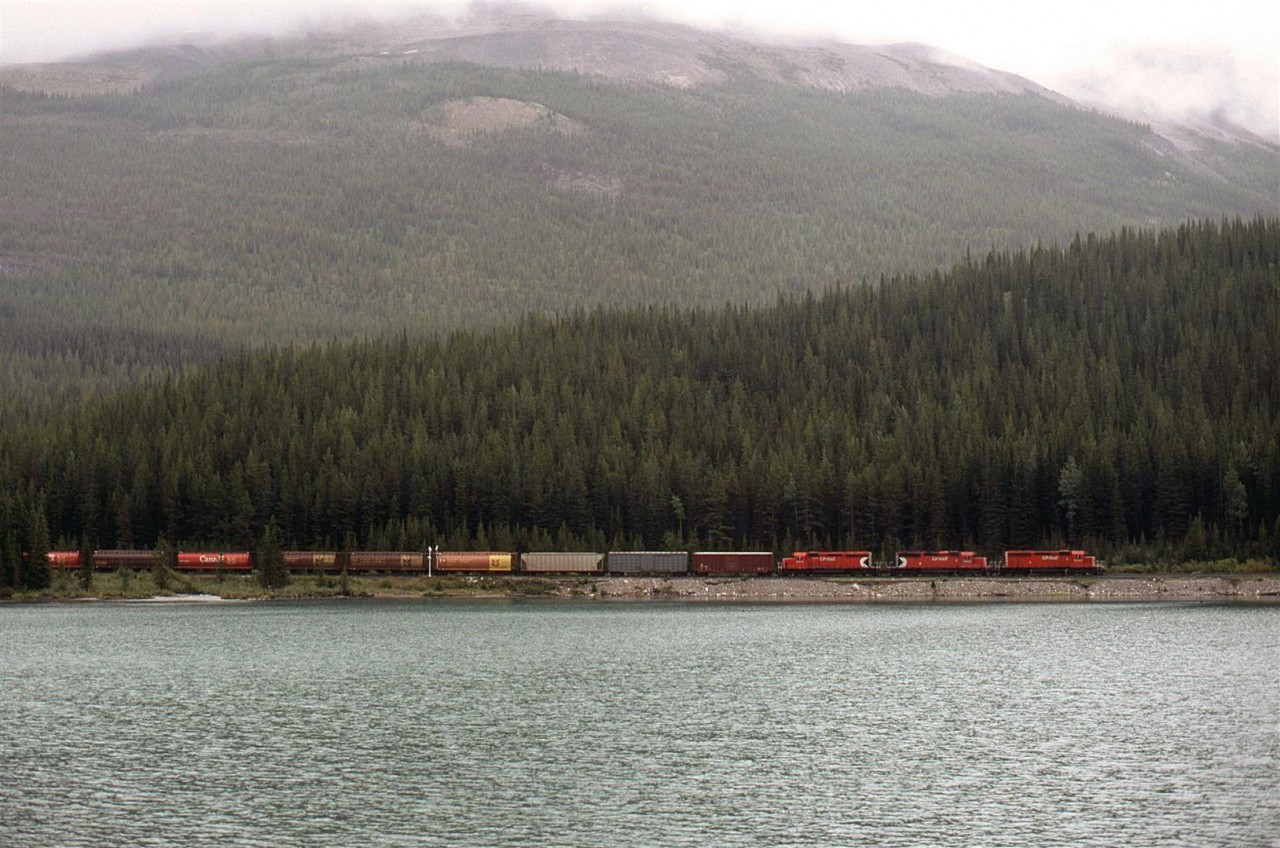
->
25, 503, 52, 592
258, 518, 288, 590
79, 537, 94, 591
152, 537, 175, 592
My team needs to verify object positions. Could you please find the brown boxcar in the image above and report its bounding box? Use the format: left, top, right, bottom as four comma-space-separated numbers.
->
92, 550, 156, 570
348, 552, 425, 573
282, 551, 341, 573
46, 551, 82, 569
1004, 550, 1098, 572
692, 552, 774, 576
520, 552, 603, 573
176, 552, 252, 572
607, 551, 688, 575
779, 551, 872, 572
895, 551, 987, 572
433, 552, 513, 573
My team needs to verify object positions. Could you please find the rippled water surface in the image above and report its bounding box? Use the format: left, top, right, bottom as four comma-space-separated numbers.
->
2, 600, 1278, 846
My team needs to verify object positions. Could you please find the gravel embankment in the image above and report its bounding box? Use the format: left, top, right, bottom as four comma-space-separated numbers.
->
563, 575, 1280, 602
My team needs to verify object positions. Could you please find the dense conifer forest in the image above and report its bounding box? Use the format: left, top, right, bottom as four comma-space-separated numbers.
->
2, 58, 1277, 430
2, 218, 1276, 583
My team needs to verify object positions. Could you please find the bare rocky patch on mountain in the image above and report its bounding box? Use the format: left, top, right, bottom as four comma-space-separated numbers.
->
541, 166, 624, 199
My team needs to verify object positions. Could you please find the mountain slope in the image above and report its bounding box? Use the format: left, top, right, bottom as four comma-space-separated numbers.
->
0, 13, 1277, 427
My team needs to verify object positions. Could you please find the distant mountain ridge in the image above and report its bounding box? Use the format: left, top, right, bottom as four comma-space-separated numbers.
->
310, 11, 1064, 98
1, 11, 1058, 96
2, 7, 1268, 153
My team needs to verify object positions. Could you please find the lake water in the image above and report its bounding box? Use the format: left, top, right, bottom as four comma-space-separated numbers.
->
2, 600, 1277, 847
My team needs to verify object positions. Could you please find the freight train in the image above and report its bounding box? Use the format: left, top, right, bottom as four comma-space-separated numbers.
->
45, 549, 1101, 576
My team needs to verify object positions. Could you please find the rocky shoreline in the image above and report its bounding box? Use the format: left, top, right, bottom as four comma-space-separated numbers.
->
554, 575, 1280, 603
10, 573, 1280, 604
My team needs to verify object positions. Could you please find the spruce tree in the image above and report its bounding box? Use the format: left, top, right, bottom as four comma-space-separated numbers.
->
25, 504, 52, 591
78, 537, 94, 591
0, 492, 13, 591
0, 530, 17, 595
152, 537, 175, 592
257, 518, 287, 590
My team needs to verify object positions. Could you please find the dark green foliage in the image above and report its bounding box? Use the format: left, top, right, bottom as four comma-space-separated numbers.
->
79, 538, 94, 590
1, 59, 1276, 428
257, 518, 288, 589
25, 502, 51, 591
0, 491, 17, 590
1, 218, 1275, 562
152, 537, 175, 591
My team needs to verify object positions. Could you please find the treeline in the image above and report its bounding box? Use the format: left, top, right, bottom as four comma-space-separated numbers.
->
3, 59, 1277, 425
1, 218, 1277, 580
0, 310, 235, 432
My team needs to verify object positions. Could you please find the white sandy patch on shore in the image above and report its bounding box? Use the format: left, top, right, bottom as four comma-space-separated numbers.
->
130, 594, 246, 603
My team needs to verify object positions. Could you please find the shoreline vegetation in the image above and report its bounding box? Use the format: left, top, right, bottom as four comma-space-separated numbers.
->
5, 570, 1279, 604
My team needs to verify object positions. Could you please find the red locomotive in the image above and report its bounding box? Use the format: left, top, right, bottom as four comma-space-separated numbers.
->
780, 551, 872, 572
895, 551, 987, 572
1004, 550, 1098, 573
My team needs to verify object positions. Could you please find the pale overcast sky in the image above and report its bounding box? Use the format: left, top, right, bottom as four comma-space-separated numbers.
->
3, 0, 1277, 138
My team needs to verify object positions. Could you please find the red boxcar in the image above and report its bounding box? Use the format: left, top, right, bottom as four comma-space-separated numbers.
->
1004, 550, 1098, 572
46, 551, 82, 569
347, 552, 425, 573
895, 551, 987, 572
433, 552, 514, 573
176, 552, 252, 572
282, 551, 341, 573
779, 551, 873, 572
692, 552, 774, 576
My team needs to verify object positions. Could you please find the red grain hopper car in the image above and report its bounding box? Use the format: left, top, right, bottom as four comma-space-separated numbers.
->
779, 551, 872, 572
692, 552, 775, 576
92, 550, 157, 570
282, 552, 341, 573
1004, 550, 1098, 573
433, 552, 514, 573
895, 551, 987, 572
176, 552, 252, 572
347, 552, 425, 573
46, 551, 82, 569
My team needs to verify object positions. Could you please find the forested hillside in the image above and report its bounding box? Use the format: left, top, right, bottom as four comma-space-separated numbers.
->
2, 219, 1276, 575
3, 54, 1277, 427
